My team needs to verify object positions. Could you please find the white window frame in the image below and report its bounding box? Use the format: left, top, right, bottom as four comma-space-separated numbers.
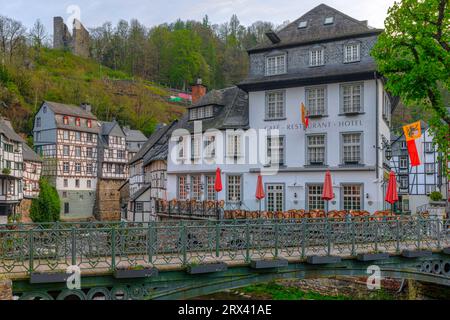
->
341, 132, 363, 164
400, 176, 409, 189
265, 91, 285, 120
204, 135, 216, 160
425, 163, 434, 174
344, 43, 360, 63
341, 184, 363, 211
227, 133, 242, 158
399, 156, 408, 169
307, 134, 326, 165
310, 48, 324, 66
266, 184, 285, 212
206, 175, 217, 201
305, 86, 326, 116
307, 184, 325, 210
424, 142, 434, 153
426, 185, 436, 195
190, 175, 202, 200
341, 83, 363, 114
177, 137, 187, 161
265, 54, 286, 76
191, 135, 202, 160
177, 175, 188, 200
266, 135, 285, 166
189, 105, 214, 121
227, 175, 242, 203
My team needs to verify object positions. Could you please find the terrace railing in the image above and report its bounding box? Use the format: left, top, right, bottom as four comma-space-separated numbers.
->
155, 199, 223, 219
0, 217, 449, 276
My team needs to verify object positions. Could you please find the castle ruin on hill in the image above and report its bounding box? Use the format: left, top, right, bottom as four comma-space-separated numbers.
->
53, 17, 90, 58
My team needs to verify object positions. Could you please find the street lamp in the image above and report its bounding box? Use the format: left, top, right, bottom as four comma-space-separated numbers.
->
385, 144, 392, 161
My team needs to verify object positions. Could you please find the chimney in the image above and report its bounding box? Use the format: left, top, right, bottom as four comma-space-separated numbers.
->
191, 78, 207, 104
80, 102, 92, 113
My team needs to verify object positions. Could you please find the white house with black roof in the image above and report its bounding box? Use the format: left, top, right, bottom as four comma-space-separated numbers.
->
166, 85, 251, 206
123, 126, 147, 161
235, 4, 395, 212
127, 121, 178, 221
164, 4, 396, 213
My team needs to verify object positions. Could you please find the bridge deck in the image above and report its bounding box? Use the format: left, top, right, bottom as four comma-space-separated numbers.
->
0, 218, 449, 280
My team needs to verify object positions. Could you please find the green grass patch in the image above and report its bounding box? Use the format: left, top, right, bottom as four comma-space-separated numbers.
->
240, 282, 350, 300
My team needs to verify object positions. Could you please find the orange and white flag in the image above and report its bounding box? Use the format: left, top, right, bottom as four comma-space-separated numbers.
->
301, 103, 309, 129
403, 121, 422, 167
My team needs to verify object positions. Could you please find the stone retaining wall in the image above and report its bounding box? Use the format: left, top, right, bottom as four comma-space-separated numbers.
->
0, 279, 12, 300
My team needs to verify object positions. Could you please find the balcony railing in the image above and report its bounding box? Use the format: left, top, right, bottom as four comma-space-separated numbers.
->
155, 199, 223, 219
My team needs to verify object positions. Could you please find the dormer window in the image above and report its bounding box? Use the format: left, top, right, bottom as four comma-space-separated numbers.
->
266, 54, 286, 76
87, 119, 92, 128
344, 43, 360, 63
324, 17, 334, 25
75, 118, 81, 126
310, 49, 324, 66
189, 105, 214, 121
298, 21, 308, 29
63, 116, 69, 125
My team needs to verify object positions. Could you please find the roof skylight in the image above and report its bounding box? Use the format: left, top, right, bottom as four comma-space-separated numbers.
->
298, 21, 308, 29
324, 17, 334, 25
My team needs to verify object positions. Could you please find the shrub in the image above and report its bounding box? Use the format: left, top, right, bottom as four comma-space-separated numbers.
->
429, 191, 443, 202
30, 178, 61, 222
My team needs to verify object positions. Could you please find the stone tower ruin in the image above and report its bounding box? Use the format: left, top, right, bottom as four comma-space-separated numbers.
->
53, 17, 90, 58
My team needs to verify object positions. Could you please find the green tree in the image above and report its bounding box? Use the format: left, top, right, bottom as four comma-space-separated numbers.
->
372, 0, 449, 176
30, 178, 61, 222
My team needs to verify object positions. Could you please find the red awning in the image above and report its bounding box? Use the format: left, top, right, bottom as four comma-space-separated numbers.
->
214, 168, 223, 192
385, 171, 399, 205
322, 170, 334, 201
256, 175, 265, 200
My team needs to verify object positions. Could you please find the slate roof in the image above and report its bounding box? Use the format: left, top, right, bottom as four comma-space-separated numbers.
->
22, 143, 42, 162
99, 121, 117, 136
43, 101, 97, 119
129, 123, 175, 165
181, 86, 249, 133
239, 61, 378, 89
130, 185, 151, 201
0, 118, 24, 142
124, 127, 147, 142
249, 4, 382, 53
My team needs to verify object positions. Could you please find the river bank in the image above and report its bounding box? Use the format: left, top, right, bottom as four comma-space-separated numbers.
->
194, 277, 450, 300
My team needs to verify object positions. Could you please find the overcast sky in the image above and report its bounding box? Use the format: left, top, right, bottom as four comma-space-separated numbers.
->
1, 0, 396, 32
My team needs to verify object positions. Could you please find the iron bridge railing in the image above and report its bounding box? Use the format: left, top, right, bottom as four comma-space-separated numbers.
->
0, 218, 449, 276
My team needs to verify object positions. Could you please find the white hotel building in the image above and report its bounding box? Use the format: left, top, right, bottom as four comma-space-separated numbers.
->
164, 4, 396, 213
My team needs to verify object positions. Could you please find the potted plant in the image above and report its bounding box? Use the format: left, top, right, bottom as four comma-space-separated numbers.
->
429, 191, 443, 202
186, 261, 228, 274
2, 168, 11, 175
114, 265, 158, 279
427, 191, 446, 220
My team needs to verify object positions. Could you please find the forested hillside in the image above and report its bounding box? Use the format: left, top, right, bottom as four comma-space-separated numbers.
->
0, 46, 185, 139
89, 15, 277, 89
0, 14, 276, 139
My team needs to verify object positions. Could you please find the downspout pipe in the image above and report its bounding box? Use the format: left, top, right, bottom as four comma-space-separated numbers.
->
375, 72, 380, 180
